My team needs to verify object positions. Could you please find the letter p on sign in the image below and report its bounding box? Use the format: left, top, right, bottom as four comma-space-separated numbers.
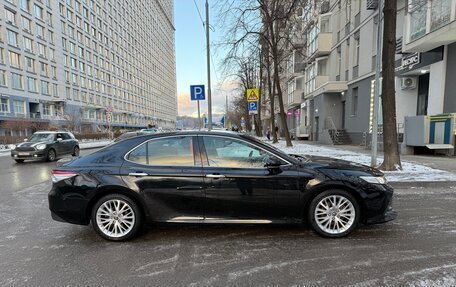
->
190, 85, 206, 101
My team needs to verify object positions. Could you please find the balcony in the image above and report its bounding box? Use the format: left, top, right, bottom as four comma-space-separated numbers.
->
308, 32, 332, 61
287, 89, 304, 108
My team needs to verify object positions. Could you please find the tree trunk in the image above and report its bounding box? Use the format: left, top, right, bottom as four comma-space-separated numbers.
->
270, 35, 292, 146
380, 0, 402, 171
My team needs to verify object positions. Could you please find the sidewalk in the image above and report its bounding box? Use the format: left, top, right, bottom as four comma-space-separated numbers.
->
269, 139, 456, 187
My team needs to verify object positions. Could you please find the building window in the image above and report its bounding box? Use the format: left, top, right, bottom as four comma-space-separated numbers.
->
41, 80, 50, 95
25, 57, 35, 72
0, 71, 6, 86
351, 87, 358, 116
21, 16, 32, 32
24, 37, 33, 52
5, 9, 16, 25
52, 83, 58, 97
34, 4, 43, 20
36, 25, 45, 39
9, 51, 21, 68
43, 103, 51, 115
13, 100, 25, 114
7, 30, 18, 47
40, 62, 48, 76
11, 73, 24, 90
431, 0, 451, 31
27, 76, 37, 92
20, 0, 30, 12
0, 98, 9, 112
49, 48, 55, 61
409, 0, 427, 41
38, 43, 47, 58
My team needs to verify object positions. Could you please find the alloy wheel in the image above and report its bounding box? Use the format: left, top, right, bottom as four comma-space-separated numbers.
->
96, 199, 136, 238
314, 195, 356, 235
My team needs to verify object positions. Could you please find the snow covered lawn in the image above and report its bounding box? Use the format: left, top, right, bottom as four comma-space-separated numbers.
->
271, 140, 456, 183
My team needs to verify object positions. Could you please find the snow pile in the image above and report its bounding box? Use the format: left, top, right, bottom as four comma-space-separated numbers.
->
79, 140, 112, 149
271, 141, 456, 182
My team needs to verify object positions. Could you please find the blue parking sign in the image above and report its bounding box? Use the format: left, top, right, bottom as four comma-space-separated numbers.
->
248, 101, 258, 111
190, 85, 205, 101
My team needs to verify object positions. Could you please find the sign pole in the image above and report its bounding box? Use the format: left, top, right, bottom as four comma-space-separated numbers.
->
197, 100, 201, 130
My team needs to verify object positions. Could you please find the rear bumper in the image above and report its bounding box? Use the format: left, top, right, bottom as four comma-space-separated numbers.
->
48, 186, 90, 225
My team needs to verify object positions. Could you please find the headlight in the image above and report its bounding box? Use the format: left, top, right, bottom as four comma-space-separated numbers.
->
36, 144, 47, 150
360, 176, 387, 185
10, 144, 16, 150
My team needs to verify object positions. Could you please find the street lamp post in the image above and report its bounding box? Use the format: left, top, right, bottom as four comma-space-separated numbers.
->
371, 0, 383, 167
205, 0, 212, 131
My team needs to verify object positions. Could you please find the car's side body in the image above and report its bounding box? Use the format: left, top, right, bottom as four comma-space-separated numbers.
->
48, 131, 396, 231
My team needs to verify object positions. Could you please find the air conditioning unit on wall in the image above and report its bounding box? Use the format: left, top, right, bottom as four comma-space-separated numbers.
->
401, 77, 417, 90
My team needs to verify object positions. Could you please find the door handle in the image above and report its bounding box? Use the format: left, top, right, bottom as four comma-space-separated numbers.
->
128, 172, 148, 177
206, 174, 226, 179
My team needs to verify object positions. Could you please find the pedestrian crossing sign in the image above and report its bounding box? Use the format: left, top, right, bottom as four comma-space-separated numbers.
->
246, 88, 259, 102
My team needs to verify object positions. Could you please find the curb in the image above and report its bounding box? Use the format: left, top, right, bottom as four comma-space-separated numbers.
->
389, 181, 456, 189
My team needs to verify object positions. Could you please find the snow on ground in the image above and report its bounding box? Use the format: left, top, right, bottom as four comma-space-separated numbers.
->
271, 140, 456, 182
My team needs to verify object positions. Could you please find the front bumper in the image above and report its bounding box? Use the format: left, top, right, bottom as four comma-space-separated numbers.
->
365, 183, 398, 224
11, 149, 46, 160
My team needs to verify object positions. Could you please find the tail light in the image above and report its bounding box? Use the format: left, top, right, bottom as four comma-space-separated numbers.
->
51, 170, 77, 183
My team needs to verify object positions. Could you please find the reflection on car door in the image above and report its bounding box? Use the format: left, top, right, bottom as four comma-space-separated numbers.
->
120, 135, 205, 222
199, 135, 303, 222
61, 133, 73, 154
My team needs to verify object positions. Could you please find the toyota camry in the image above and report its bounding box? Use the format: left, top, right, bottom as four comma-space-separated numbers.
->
48, 131, 396, 241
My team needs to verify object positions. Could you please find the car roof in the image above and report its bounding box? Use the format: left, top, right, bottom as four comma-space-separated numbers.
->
34, 131, 70, 134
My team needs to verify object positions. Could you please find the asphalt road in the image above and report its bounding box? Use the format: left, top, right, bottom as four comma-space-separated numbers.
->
0, 155, 455, 286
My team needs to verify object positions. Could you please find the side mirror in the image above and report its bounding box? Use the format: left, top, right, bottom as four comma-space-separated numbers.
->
264, 155, 282, 168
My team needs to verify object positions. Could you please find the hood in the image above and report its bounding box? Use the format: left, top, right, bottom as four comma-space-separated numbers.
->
16, 141, 50, 148
296, 154, 383, 176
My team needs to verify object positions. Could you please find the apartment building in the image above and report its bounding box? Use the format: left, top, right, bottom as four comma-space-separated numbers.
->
285, 0, 456, 148
0, 0, 176, 135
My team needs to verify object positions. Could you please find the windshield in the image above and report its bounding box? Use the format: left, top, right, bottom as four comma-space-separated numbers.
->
28, 133, 55, 142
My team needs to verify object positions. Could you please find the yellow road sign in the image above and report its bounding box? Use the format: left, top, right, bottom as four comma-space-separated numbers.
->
246, 88, 259, 102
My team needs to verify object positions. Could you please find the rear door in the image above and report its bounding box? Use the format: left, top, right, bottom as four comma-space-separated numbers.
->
120, 135, 205, 222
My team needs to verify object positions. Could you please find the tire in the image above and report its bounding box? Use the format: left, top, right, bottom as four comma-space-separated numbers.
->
308, 189, 360, 238
14, 159, 25, 163
72, 146, 80, 156
47, 149, 56, 162
91, 194, 142, 241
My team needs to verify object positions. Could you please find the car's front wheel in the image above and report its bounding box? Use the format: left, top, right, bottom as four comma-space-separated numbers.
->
47, 149, 56, 162
91, 194, 142, 241
309, 190, 360, 238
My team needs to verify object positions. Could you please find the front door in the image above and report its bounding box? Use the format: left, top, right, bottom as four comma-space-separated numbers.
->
120, 135, 205, 222
199, 135, 302, 222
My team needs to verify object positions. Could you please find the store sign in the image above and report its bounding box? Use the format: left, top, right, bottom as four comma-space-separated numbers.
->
395, 53, 420, 73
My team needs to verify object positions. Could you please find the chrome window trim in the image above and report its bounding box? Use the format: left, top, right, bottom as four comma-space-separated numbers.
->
200, 134, 293, 168
123, 134, 198, 167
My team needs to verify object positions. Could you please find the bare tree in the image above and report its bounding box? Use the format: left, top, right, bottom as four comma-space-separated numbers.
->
379, 0, 401, 171
62, 106, 82, 133
217, 0, 304, 146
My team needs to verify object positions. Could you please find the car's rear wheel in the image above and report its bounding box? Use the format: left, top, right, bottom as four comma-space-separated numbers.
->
91, 194, 142, 241
14, 159, 24, 163
309, 190, 360, 238
47, 149, 56, 162
72, 146, 80, 156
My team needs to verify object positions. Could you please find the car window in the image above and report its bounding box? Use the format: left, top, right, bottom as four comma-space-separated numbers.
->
128, 136, 195, 166
62, 133, 71, 140
202, 136, 281, 168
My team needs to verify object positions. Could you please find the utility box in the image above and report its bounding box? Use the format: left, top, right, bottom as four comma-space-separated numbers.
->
405, 114, 455, 152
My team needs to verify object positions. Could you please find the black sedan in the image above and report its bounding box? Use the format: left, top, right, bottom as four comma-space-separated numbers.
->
48, 131, 396, 241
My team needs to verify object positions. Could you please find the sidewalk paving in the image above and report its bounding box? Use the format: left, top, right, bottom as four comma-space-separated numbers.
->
268, 139, 456, 186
